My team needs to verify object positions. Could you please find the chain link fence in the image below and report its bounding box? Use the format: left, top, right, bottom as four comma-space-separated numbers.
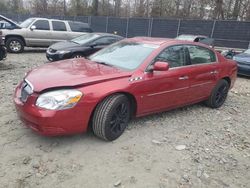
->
1, 13, 250, 49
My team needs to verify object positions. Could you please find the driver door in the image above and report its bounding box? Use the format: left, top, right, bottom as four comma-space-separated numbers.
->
137, 45, 192, 114
26, 19, 52, 47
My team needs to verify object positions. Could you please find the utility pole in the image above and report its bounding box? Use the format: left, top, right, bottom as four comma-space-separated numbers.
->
63, 0, 66, 16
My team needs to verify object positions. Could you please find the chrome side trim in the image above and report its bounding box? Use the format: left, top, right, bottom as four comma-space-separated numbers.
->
147, 87, 189, 97
190, 81, 213, 88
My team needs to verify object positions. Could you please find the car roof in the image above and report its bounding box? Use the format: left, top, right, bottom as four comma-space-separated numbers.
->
125, 37, 213, 49
94, 32, 123, 38
178, 34, 208, 38
176, 34, 208, 41
29, 17, 90, 25
126, 37, 175, 45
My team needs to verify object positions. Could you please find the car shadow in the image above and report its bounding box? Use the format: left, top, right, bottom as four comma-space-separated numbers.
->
20, 103, 207, 148
237, 75, 250, 79
0, 61, 15, 70
23, 47, 47, 53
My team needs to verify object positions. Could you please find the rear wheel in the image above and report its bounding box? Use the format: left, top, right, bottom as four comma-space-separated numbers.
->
206, 79, 229, 108
6, 37, 24, 53
92, 94, 130, 141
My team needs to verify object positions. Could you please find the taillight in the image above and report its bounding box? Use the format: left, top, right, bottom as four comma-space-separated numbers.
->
0, 30, 2, 35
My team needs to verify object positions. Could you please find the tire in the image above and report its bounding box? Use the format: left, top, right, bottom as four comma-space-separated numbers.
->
72, 53, 83, 59
92, 94, 131, 141
0, 48, 5, 61
206, 79, 229, 108
6, 37, 24, 53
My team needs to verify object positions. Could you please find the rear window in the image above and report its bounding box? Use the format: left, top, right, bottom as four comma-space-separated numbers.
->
52, 21, 66, 31
68, 22, 92, 32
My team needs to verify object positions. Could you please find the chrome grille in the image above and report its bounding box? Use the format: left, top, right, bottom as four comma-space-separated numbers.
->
20, 80, 33, 103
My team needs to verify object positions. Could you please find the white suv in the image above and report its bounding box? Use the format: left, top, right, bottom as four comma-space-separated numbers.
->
0, 16, 93, 53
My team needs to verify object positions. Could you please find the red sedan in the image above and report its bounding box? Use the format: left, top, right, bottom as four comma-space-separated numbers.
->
14, 37, 237, 141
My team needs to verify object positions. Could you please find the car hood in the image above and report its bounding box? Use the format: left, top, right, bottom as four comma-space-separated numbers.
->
25, 58, 132, 92
0, 15, 21, 29
234, 53, 250, 63
49, 41, 80, 51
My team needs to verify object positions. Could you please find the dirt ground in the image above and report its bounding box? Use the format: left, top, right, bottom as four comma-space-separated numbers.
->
0, 50, 249, 188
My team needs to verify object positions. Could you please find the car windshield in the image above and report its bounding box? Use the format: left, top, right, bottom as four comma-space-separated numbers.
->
71, 33, 100, 45
89, 41, 159, 70
20, 18, 35, 28
244, 49, 250, 54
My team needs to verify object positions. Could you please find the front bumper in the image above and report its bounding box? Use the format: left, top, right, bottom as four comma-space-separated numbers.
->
46, 51, 72, 62
237, 62, 250, 76
14, 83, 92, 136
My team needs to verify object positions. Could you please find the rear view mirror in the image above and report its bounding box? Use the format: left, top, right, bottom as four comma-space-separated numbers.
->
30, 25, 36, 30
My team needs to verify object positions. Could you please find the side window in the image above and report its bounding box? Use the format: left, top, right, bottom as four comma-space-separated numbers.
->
68, 22, 92, 32
32, 20, 50, 30
93, 37, 118, 45
155, 45, 186, 68
52, 21, 66, 31
187, 45, 216, 65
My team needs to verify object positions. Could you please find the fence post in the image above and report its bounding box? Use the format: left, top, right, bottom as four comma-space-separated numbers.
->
106, 17, 109, 33
88, 16, 92, 27
176, 19, 181, 37
210, 20, 216, 38
148, 18, 153, 37
126, 17, 129, 38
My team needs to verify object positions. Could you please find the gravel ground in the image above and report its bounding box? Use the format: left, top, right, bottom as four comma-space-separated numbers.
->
0, 51, 250, 188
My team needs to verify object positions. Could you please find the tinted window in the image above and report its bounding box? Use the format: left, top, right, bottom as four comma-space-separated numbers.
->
68, 22, 92, 32
187, 45, 216, 64
71, 33, 100, 45
52, 21, 66, 31
33, 20, 50, 30
155, 45, 186, 68
93, 37, 119, 45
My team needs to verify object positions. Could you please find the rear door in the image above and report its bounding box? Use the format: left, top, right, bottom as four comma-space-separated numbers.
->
67, 21, 92, 39
50, 20, 68, 43
27, 19, 52, 47
185, 45, 218, 102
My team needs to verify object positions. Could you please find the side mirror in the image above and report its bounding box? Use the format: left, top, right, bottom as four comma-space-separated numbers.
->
152, 61, 169, 71
30, 25, 36, 30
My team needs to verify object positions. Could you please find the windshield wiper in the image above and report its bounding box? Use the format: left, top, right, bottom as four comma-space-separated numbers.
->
95, 61, 114, 67
71, 41, 80, 44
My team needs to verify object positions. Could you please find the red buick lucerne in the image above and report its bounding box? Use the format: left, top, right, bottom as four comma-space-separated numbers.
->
14, 37, 237, 141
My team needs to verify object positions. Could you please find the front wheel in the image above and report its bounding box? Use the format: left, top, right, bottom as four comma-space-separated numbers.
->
206, 79, 229, 108
6, 37, 24, 53
92, 94, 130, 141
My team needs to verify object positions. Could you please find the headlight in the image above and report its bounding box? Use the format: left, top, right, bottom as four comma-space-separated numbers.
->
36, 89, 82, 110
57, 50, 70, 54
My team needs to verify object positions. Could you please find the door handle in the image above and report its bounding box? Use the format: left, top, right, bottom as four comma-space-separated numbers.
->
210, 70, 218, 75
179, 76, 189, 80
